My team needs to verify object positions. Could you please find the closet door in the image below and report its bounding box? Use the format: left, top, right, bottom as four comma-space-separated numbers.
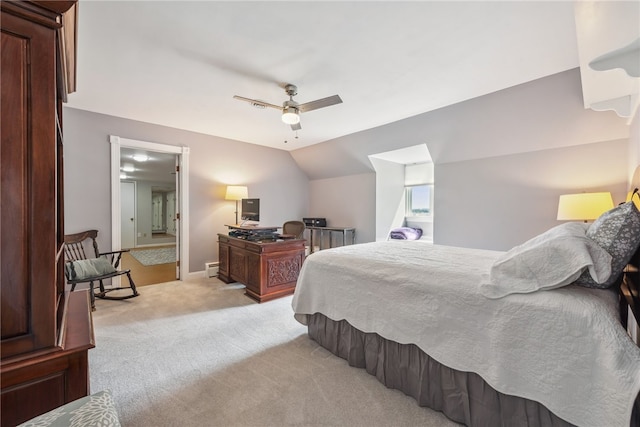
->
1, 6, 58, 359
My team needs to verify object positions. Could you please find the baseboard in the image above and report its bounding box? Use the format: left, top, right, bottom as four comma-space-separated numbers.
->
132, 243, 177, 249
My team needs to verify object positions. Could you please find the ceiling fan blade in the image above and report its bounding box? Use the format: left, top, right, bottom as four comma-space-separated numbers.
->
291, 122, 302, 131
298, 95, 342, 113
233, 95, 282, 111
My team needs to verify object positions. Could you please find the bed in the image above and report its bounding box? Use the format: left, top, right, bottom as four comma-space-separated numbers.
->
292, 198, 640, 427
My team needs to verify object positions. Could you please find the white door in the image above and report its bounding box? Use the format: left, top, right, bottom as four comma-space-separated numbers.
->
120, 181, 136, 249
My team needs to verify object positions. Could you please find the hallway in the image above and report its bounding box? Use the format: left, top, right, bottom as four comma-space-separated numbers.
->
121, 246, 177, 286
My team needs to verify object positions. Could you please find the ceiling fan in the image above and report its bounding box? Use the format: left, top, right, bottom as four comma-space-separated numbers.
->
233, 84, 342, 131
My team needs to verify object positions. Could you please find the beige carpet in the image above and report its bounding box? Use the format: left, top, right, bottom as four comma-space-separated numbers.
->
90, 277, 461, 427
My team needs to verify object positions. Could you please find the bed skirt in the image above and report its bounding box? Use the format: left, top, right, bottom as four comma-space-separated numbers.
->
307, 313, 574, 427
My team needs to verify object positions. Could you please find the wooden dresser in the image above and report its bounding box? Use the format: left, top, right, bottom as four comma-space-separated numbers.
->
1, 2, 95, 425
218, 235, 306, 302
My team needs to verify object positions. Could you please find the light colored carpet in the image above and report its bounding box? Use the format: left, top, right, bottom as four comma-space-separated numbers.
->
90, 277, 461, 427
129, 247, 176, 266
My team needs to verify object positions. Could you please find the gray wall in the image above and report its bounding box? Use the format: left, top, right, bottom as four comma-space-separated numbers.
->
63, 68, 636, 269
292, 68, 631, 251
308, 174, 376, 244
435, 139, 628, 250
63, 108, 309, 273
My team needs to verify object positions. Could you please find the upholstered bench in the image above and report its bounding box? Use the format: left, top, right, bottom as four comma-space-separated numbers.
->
18, 390, 120, 427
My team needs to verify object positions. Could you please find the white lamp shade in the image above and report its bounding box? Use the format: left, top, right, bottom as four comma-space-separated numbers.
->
225, 185, 248, 201
557, 192, 614, 221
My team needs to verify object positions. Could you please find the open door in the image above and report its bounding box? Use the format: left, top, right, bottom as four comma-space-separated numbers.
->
173, 156, 180, 279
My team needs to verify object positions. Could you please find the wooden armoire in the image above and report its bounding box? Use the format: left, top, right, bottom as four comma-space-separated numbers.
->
1, 2, 94, 425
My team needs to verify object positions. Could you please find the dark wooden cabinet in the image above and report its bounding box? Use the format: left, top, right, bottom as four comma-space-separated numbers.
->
218, 235, 305, 302
1, 2, 94, 425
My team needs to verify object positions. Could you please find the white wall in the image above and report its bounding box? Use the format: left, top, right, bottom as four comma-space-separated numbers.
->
405, 163, 434, 186
369, 158, 405, 241
63, 108, 309, 273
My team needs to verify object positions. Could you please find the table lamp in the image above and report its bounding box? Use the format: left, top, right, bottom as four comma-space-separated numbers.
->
225, 185, 248, 224
557, 192, 614, 222
627, 188, 640, 209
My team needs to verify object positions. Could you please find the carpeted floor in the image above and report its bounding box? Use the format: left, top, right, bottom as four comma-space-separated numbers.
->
90, 277, 461, 427
129, 246, 176, 266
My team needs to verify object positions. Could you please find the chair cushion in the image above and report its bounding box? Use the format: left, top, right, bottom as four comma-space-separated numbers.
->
65, 257, 117, 281
18, 389, 121, 426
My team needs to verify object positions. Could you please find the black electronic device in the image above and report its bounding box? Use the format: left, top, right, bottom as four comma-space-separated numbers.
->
247, 233, 278, 242
229, 229, 250, 239
241, 198, 260, 222
303, 217, 326, 227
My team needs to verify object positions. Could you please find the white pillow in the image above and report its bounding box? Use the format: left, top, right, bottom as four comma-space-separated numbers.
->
479, 222, 612, 299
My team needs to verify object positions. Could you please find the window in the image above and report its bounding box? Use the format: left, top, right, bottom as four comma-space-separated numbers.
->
406, 184, 433, 216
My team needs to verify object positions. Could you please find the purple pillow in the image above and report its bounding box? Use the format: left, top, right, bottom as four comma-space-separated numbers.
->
389, 227, 423, 240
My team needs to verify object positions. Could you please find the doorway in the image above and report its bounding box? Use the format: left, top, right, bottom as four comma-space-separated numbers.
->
109, 135, 190, 284
119, 149, 178, 286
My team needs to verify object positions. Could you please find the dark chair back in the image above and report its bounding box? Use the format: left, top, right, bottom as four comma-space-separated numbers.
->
64, 229, 100, 262
282, 221, 306, 239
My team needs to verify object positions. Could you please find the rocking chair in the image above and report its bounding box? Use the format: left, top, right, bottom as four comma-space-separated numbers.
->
64, 229, 139, 310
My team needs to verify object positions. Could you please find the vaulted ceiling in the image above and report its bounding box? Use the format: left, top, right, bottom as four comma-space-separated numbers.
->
66, 1, 618, 152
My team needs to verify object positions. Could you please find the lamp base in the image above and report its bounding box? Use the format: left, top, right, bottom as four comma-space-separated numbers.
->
235, 200, 239, 224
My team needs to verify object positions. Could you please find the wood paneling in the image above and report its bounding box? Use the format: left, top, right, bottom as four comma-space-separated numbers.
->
1, 2, 57, 360
0, 30, 28, 341
0, 2, 93, 425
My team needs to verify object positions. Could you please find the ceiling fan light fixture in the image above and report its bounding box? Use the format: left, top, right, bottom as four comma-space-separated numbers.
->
235, 84, 341, 130
282, 107, 300, 125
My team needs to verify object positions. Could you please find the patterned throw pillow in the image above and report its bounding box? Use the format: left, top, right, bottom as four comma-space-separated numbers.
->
19, 390, 121, 427
576, 201, 640, 288
65, 257, 116, 281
